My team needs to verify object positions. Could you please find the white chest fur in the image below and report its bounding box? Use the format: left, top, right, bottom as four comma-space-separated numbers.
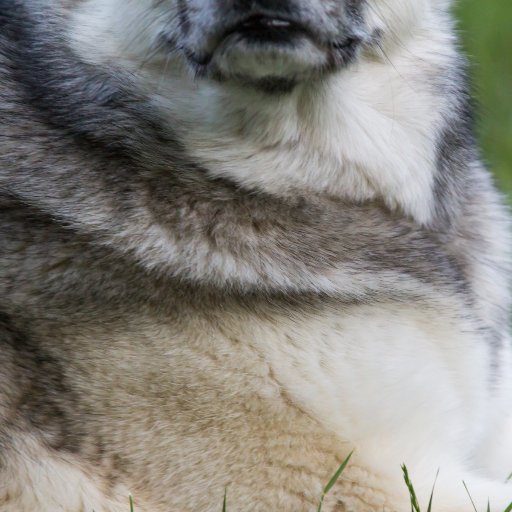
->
77, 299, 493, 466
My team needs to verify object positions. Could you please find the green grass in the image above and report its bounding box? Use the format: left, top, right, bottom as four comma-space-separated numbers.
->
402, 466, 512, 512
455, 0, 512, 199
317, 451, 354, 512
124, 458, 511, 512
402, 465, 438, 512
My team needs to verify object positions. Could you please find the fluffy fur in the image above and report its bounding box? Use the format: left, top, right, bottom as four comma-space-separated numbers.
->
0, 0, 511, 510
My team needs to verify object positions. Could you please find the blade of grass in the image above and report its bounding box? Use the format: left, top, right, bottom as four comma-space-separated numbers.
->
129, 495, 134, 512
317, 451, 354, 512
426, 469, 440, 512
402, 465, 421, 512
463, 481, 478, 512
503, 502, 512, 512
222, 488, 227, 512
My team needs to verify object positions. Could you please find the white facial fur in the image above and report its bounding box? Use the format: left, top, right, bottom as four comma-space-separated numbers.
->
68, 0, 456, 226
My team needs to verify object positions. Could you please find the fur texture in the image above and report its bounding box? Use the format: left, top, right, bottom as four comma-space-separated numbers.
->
0, 0, 511, 510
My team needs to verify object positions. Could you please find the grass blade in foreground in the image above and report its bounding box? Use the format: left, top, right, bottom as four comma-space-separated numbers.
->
463, 481, 479, 512
223, 488, 227, 512
402, 465, 421, 512
129, 495, 134, 512
426, 469, 440, 512
317, 450, 354, 512
462, 480, 512, 512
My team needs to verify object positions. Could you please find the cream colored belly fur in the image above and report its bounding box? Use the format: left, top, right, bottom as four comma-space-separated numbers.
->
1, 301, 511, 512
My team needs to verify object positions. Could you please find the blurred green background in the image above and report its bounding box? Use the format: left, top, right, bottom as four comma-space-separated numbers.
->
455, 0, 512, 197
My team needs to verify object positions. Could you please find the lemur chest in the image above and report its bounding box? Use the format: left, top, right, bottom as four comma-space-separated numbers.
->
61, 299, 490, 451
